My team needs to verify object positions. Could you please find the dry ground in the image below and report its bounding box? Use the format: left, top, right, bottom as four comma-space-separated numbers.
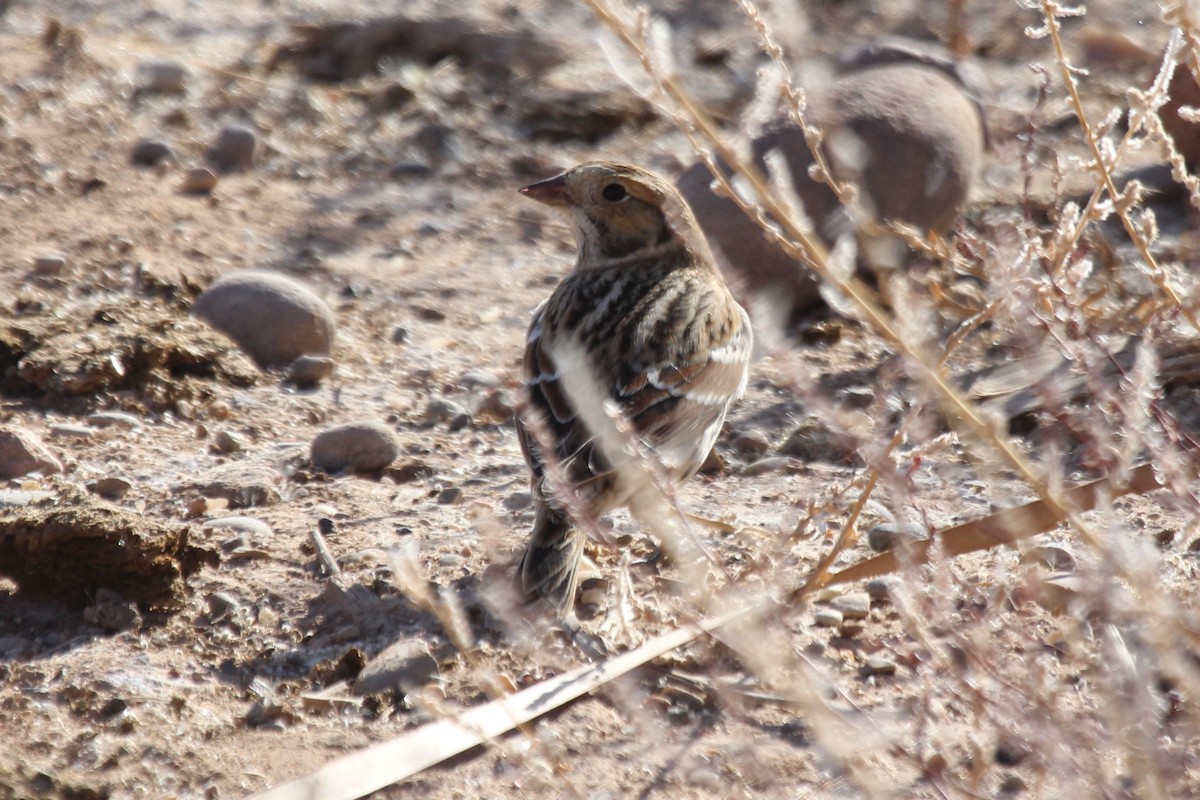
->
2, 1, 1199, 798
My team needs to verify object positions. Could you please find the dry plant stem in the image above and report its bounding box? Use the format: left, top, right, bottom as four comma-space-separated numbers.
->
1042, 0, 1200, 333
309, 525, 340, 577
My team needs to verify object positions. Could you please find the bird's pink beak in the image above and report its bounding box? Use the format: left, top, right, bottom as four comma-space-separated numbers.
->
519, 174, 570, 206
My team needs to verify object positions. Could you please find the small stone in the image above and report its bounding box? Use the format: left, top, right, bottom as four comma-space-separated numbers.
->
184, 464, 281, 508
831, 592, 871, 619
1020, 545, 1076, 572
458, 368, 501, 389
994, 739, 1031, 767
90, 477, 132, 500
83, 588, 141, 632
202, 516, 273, 537
191, 271, 336, 368
86, 412, 142, 430
179, 167, 217, 194
0, 426, 62, 479
390, 326, 410, 344
32, 254, 66, 275
352, 640, 440, 696
864, 579, 892, 601
687, 767, 722, 792
732, 430, 771, 459
48, 424, 94, 440
310, 422, 401, 473
814, 608, 844, 627
998, 776, 1027, 796
213, 430, 246, 454
504, 491, 532, 511
1034, 573, 1087, 615
130, 139, 175, 167
209, 125, 258, 172
423, 398, 471, 425
286, 355, 335, 389
578, 578, 608, 608
860, 656, 896, 677
138, 60, 188, 94
866, 523, 923, 553
437, 486, 464, 505
206, 591, 240, 621
838, 386, 876, 409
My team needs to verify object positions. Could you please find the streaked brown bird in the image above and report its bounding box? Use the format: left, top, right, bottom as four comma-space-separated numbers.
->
516, 162, 752, 616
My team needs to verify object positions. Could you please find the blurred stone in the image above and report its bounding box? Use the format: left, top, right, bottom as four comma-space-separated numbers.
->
32, 254, 65, 275
860, 656, 896, 677
1019, 545, 1076, 572
192, 271, 336, 368
90, 477, 132, 500
137, 60, 188, 95
814, 608, 843, 627
184, 464, 281, 508
48, 424, 94, 440
0, 427, 62, 479
679, 59, 985, 315
179, 167, 217, 194
831, 592, 871, 619
353, 639, 439, 697
86, 412, 142, 430
310, 422, 401, 473
213, 429, 246, 454
286, 355, 335, 389
208, 125, 258, 172
130, 138, 175, 167
202, 516, 272, 537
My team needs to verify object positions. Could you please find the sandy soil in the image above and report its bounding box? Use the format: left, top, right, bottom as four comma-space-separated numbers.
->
1, 1, 1199, 798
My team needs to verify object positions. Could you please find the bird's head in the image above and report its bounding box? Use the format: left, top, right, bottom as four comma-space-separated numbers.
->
520, 162, 700, 263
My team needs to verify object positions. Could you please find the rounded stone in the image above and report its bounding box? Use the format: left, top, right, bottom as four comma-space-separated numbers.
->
192, 271, 336, 368
310, 422, 401, 473
209, 125, 258, 172
179, 167, 218, 195
679, 61, 984, 315
130, 139, 175, 167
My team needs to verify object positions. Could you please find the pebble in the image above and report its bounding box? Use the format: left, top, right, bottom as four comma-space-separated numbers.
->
48, 424, 95, 441
206, 592, 240, 621
209, 125, 258, 172
0, 426, 62, 479
32, 254, 66, 275
458, 368, 501, 389
389, 160, 433, 181
286, 355, 335, 389
138, 59, 188, 94
130, 139, 175, 167
213, 430, 246, 454
866, 523, 923, 553
90, 477, 132, 500
179, 167, 217, 194
191, 271, 336, 368
860, 656, 897, 677
687, 767, 722, 792
310, 422, 401, 473
202, 516, 273, 537
423, 398, 471, 425
86, 411, 142, 430
1019, 545, 1076, 572
814, 608, 844, 627
732, 430, 771, 459
352, 639, 439, 697
831, 592, 871, 619
864, 579, 892, 602
578, 578, 608, 608
437, 486, 464, 505
503, 491, 532, 511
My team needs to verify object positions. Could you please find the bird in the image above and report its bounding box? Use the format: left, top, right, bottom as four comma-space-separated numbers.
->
515, 162, 753, 616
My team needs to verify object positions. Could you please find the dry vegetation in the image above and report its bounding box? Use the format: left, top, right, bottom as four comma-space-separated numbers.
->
3, 0, 1200, 798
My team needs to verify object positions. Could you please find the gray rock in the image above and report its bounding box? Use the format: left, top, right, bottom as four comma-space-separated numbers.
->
179, 167, 217, 194
310, 422, 401, 473
86, 411, 142, 430
0, 427, 62, 479
191, 271, 336, 368
286, 355, 335, 389
814, 608, 844, 627
353, 639, 440, 697
209, 125, 258, 172
213, 430, 246, 454
90, 477, 132, 500
32, 254, 66, 275
831, 592, 871, 619
860, 656, 897, 677
137, 60, 188, 94
130, 139, 175, 167
48, 424, 94, 440
679, 61, 984, 315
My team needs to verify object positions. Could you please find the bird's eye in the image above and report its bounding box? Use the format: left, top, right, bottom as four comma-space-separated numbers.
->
601, 183, 628, 202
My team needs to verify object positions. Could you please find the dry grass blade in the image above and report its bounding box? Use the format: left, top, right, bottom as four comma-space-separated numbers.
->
818, 463, 1165, 590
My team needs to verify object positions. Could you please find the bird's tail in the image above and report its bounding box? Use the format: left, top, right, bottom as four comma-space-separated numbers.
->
517, 504, 584, 616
